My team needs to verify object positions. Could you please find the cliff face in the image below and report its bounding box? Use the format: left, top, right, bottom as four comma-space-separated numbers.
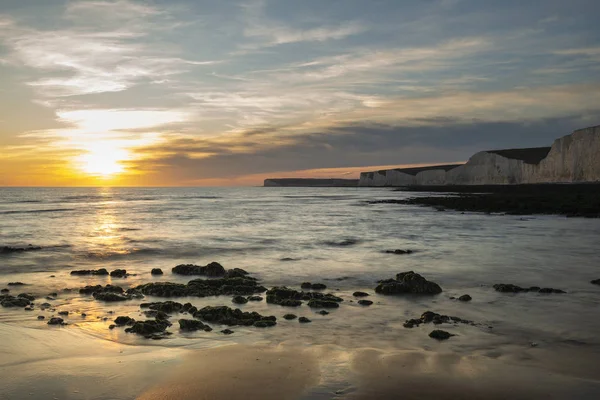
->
358, 125, 600, 186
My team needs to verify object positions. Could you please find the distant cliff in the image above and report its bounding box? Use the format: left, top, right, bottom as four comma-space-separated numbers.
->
264, 178, 359, 187
359, 124, 600, 186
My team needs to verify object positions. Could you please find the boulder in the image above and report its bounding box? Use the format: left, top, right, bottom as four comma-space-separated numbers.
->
37, 315, 45, 320
110, 269, 128, 278
17, 293, 35, 301
317, 310, 329, 315
283, 314, 297, 320
592, 279, 600, 285
114, 316, 135, 326
266, 287, 342, 307
429, 330, 455, 340
58, 311, 69, 316
358, 300, 373, 306
93, 292, 132, 302
307, 299, 340, 308
79, 284, 124, 295
125, 320, 170, 336
0, 295, 31, 308
221, 329, 234, 335
298, 317, 311, 323
247, 296, 263, 302
224, 268, 250, 279
458, 294, 472, 302
193, 306, 276, 327
300, 282, 327, 290
375, 271, 442, 295
47, 317, 65, 325
232, 296, 248, 304
178, 319, 212, 332
151, 268, 164, 275
253, 320, 277, 328
140, 301, 184, 314
0, 289, 8, 294
353, 291, 369, 297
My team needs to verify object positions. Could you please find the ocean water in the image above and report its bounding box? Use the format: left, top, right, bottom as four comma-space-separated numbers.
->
1, 187, 600, 374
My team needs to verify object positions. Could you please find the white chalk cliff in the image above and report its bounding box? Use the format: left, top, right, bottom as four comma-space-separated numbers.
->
359, 125, 600, 186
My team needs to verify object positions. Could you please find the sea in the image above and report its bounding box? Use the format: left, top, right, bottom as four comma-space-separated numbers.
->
1, 187, 600, 398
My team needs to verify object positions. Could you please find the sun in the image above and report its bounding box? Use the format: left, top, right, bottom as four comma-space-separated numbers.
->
76, 145, 129, 177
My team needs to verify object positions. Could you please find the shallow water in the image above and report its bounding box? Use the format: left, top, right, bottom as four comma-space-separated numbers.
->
2, 187, 600, 398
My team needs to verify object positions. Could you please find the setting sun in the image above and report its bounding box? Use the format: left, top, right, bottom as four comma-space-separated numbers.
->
76, 146, 129, 177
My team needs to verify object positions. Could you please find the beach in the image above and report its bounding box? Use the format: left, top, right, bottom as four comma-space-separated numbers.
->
2, 187, 600, 399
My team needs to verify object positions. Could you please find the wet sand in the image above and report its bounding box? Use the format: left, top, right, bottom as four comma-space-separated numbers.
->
2, 322, 600, 400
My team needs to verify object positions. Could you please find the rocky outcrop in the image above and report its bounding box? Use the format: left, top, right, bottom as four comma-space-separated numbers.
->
359, 125, 600, 186
375, 271, 442, 295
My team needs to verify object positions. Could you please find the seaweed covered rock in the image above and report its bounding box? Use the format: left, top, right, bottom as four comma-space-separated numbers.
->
178, 319, 212, 332
140, 301, 185, 314
172, 262, 226, 277
110, 269, 128, 278
375, 271, 442, 295
151, 268, 163, 275
135, 277, 265, 298
0, 295, 31, 308
493, 284, 566, 294
114, 316, 135, 326
266, 287, 343, 307
71, 268, 109, 276
125, 320, 170, 336
300, 282, 327, 290
232, 295, 248, 304
193, 306, 276, 327
429, 330, 454, 340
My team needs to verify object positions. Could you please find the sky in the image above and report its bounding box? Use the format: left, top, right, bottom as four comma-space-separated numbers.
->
0, 0, 599, 186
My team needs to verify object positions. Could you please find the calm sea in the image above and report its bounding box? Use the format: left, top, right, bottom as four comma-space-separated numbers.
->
1, 186, 600, 352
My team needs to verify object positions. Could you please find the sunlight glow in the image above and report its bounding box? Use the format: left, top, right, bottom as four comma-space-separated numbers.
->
76, 145, 130, 177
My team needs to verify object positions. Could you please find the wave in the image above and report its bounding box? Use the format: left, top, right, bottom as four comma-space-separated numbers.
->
0, 208, 76, 215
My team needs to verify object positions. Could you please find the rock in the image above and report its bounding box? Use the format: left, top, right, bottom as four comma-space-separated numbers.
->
224, 268, 250, 279
193, 306, 276, 327
0, 289, 8, 294
93, 292, 132, 302
17, 293, 35, 301
429, 330, 454, 340
375, 271, 442, 295
178, 319, 212, 332
0, 295, 31, 308
109, 324, 116, 330
47, 317, 65, 325
1, 245, 41, 254
300, 282, 327, 290
353, 291, 369, 297
81, 313, 87, 317
247, 296, 263, 301
110, 269, 128, 278
135, 277, 265, 298
125, 320, 170, 336
151, 268, 164, 275
458, 294, 472, 302
172, 262, 226, 277
283, 314, 297, 320
385, 249, 414, 255
37, 315, 45, 320
114, 316, 135, 326
143, 310, 170, 320
298, 317, 311, 323
140, 301, 184, 314
403, 311, 472, 329
493, 284, 566, 294
24, 306, 34, 311
7, 282, 25, 286
317, 310, 329, 315
232, 295, 248, 304
592, 279, 600, 285
58, 311, 69, 316
79, 284, 124, 295
48, 292, 57, 298
266, 287, 342, 307
358, 300, 373, 306
221, 329, 234, 335
307, 299, 340, 308
70, 269, 109, 276
40, 303, 52, 310
253, 320, 277, 328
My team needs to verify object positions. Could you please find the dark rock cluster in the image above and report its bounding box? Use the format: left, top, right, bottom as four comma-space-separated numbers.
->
193, 305, 277, 328
403, 311, 473, 329
300, 282, 327, 290
265, 286, 343, 307
135, 277, 266, 298
171, 262, 226, 277
178, 319, 212, 332
71, 269, 109, 276
375, 271, 442, 295
493, 284, 566, 294
0, 293, 33, 308
125, 320, 171, 338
